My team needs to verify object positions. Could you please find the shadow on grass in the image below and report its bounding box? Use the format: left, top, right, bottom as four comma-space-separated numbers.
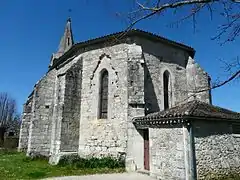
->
27, 171, 47, 179
0, 148, 19, 155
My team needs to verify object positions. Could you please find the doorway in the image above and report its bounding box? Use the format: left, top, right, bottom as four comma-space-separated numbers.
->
143, 129, 149, 170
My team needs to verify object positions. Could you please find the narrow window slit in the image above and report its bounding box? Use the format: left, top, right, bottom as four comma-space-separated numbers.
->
99, 70, 109, 119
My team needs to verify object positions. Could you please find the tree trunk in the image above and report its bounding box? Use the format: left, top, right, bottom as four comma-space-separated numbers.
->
0, 127, 6, 147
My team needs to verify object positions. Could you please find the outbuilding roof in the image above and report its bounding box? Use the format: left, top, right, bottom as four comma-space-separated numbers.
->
133, 100, 240, 128
50, 29, 195, 70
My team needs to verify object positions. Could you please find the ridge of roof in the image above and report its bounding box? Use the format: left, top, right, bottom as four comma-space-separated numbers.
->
49, 29, 195, 70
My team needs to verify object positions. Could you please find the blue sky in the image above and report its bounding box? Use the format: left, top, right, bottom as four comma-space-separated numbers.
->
0, 0, 239, 113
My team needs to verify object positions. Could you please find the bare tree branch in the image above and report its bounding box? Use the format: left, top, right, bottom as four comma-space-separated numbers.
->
125, 0, 240, 42
127, 0, 218, 30
101, 0, 240, 94
0, 92, 17, 128
121, 0, 240, 92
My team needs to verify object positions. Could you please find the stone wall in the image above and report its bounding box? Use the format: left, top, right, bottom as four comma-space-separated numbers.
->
149, 126, 186, 180
18, 96, 33, 151
126, 43, 145, 171
193, 120, 240, 179
186, 57, 211, 104
78, 44, 129, 158
136, 37, 190, 113
27, 70, 56, 156
49, 73, 65, 158
134, 37, 210, 111
60, 61, 82, 152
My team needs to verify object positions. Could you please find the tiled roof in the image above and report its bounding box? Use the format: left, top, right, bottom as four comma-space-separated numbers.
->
50, 29, 195, 70
133, 100, 240, 128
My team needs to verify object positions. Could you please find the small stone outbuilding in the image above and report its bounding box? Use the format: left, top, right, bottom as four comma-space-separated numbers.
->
133, 100, 240, 179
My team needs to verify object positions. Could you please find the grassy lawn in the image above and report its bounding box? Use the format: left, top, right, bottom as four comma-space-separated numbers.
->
0, 150, 125, 180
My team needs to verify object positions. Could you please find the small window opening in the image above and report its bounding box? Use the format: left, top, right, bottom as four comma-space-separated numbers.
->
99, 70, 109, 119
67, 37, 70, 46
163, 71, 170, 110
8, 132, 14, 137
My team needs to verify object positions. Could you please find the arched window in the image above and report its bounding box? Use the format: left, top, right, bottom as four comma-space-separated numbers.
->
99, 69, 109, 119
163, 71, 170, 110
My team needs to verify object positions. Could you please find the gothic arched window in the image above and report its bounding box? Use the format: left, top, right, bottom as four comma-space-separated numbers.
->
99, 69, 109, 119
163, 71, 170, 110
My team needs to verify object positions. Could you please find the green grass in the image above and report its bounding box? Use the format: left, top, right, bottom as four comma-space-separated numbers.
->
0, 150, 125, 180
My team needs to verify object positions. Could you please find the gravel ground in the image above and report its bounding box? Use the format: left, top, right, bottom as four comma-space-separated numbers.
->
43, 173, 154, 180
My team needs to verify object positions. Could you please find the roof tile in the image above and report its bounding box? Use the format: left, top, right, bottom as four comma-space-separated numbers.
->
134, 100, 240, 122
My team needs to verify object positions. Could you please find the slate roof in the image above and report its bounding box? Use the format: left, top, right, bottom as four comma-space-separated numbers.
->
50, 29, 195, 70
133, 100, 240, 127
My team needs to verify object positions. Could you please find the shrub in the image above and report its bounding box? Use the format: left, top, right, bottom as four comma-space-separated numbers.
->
58, 154, 82, 166
0, 148, 18, 155
25, 152, 49, 162
3, 137, 19, 149
58, 155, 125, 169
27, 171, 47, 179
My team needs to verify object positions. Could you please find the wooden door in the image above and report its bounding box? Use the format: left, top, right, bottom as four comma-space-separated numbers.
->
143, 129, 150, 170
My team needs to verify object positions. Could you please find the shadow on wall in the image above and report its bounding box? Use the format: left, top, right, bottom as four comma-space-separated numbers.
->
60, 62, 82, 152
138, 38, 188, 68
193, 121, 233, 138
144, 64, 160, 115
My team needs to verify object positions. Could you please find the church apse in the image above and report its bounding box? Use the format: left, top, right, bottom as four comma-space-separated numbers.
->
20, 19, 236, 179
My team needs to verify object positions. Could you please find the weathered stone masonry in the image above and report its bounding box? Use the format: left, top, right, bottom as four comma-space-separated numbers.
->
149, 127, 186, 180
61, 61, 82, 152
78, 44, 129, 158
18, 96, 33, 151
27, 69, 56, 156
194, 120, 240, 179
19, 19, 240, 180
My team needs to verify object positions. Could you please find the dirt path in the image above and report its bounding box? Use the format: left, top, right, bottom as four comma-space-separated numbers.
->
43, 173, 154, 180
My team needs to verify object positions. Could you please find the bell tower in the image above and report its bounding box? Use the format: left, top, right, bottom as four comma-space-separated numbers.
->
50, 18, 74, 67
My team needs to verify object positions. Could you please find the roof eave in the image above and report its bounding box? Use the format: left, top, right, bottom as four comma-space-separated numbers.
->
186, 116, 240, 122
133, 115, 240, 129
133, 116, 189, 129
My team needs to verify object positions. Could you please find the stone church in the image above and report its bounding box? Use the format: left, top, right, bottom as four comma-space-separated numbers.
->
19, 19, 240, 179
